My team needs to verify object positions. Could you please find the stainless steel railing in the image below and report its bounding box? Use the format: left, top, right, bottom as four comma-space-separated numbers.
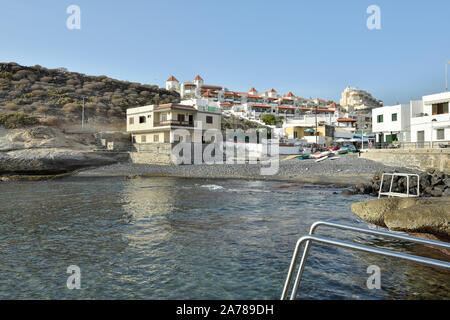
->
281, 221, 450, 300
378, 173, 420, 198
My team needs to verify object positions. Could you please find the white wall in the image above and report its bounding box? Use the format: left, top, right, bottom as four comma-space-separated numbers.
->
410, 92, 450, 143
372, 104, 410, 142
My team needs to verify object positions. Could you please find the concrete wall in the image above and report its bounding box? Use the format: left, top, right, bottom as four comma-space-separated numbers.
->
130, 143, 172, 165
361, 149, 450, 173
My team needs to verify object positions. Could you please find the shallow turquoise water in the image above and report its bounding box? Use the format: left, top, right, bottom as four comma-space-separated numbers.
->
0, 177, 448, 299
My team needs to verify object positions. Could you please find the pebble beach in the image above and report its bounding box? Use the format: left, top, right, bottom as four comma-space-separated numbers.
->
76, 154, 414, 186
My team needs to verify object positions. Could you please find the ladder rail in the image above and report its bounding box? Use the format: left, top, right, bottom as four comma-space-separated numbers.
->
281, 221, 450, 300
309, 221, 450, 250
378, 173, 420, 198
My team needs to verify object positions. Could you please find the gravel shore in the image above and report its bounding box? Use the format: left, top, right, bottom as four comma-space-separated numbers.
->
75, 154, 415, 186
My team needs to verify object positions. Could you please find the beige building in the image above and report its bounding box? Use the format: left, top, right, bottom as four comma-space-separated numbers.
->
127, 103, 222, 145
340, 86, 383, 111
284, 124, 334, 146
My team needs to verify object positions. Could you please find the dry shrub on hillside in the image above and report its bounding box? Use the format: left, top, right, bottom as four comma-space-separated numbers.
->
41, 76, 54, 82
40, 116, 60, 127
36, 106, 49, 114
62, 103, 81, 113
5, 103, 19, 111
66, 79, 80, 86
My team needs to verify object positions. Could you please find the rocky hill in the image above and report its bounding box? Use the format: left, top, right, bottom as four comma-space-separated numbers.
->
0, 62, 180, 128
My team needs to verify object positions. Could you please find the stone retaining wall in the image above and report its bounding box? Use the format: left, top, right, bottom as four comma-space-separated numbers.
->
361, 149, 450, 173
130, 143, 172, 165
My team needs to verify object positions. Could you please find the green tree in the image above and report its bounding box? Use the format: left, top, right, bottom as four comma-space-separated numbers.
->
261, 114, 276, 125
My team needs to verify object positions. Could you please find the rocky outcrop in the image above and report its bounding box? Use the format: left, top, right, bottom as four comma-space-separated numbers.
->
0, 148, 129, 174
352, 197, 450, 240
0, 126, 130, 175
352, 169, 450, 198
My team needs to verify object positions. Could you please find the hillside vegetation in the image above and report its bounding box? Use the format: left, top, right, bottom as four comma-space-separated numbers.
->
0, 62, 180, 128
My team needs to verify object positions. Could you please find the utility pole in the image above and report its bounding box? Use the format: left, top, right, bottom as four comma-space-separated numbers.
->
81, 97, 85, 129
315, 104, 318, 147
446, 61, 450, 91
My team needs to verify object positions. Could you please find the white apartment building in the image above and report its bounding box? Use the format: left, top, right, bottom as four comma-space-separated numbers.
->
166, 75, 330, 120
410, 91, 450, 145
340, 86, 383, 111
372, 104, 411, 143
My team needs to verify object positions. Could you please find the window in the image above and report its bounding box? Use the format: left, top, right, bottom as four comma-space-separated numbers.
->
153, 135, 159, 142
392, 113, 397, 121
129, 117, 134, 125
432, 102, 449, 115
141, 135, 146, 143
161, 113, 167, 122
437, 129, 445, 140
139, 116, 146, 124
206, 116, 213, 124
377, 115, 383, 123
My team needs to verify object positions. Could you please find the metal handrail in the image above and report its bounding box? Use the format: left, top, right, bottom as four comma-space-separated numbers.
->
281, 221, 450, 300
378, 173, 420, 198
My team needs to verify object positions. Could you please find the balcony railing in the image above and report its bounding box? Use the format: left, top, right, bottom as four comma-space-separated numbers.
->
372, 141, 450, 149
154, 120, 194, 127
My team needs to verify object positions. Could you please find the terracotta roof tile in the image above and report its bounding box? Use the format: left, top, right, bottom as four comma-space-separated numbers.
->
167, 76, 178, 82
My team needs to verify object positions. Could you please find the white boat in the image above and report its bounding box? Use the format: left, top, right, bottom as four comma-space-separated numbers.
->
315, 156, 329, 163
311, 151, 332, 159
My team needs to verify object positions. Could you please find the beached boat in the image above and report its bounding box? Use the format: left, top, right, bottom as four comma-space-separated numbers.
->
311, 151, 332, 159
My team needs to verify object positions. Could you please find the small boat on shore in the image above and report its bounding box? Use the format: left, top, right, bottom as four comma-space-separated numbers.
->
311, 151, 332, 159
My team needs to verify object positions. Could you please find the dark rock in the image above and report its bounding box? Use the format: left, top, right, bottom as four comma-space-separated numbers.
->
342, 189, 355, 195
445, 178, 450, 188
363, 184, 373, 194
355, 183, 365, 190
431, 188, 443, 197
431, 176, 442, 186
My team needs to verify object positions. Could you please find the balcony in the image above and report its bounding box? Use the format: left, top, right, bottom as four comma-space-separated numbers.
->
154, 120, 194, 127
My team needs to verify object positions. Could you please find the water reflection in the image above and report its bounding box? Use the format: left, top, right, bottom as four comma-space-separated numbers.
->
0, 177, 448, 299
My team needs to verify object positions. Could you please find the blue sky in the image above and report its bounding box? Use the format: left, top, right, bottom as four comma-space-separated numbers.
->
0, 0, 449, 105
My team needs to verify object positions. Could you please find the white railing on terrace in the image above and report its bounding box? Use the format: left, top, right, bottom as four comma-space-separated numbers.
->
372, 141, 450, 149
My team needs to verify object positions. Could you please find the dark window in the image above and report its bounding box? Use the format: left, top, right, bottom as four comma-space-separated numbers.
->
432, 102, 449, 115
129, 117, 134, 125
206, 116, 213, 124
437, 129, 445, 140
392, 113, 397, 121
139, 116, 146, 124
153, 135, 159, 142
377, 115, 383, 123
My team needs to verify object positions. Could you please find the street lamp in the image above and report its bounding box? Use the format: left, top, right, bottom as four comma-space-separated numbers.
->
446, 62, 450, 92
430, 119, 437, 149
430, 118, 437, 148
